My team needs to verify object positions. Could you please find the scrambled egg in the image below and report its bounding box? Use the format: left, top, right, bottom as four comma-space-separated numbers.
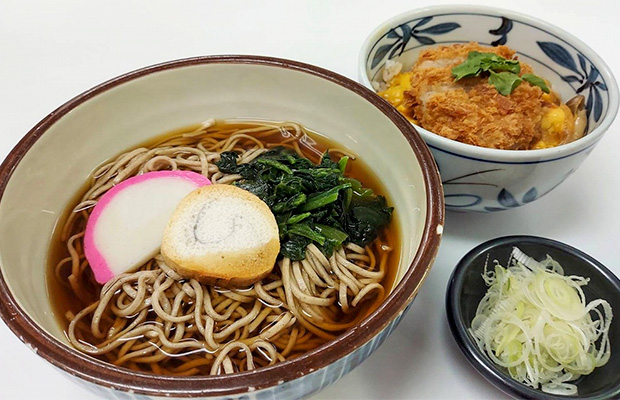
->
378, 43, 579, 150
378, 73, 415, 121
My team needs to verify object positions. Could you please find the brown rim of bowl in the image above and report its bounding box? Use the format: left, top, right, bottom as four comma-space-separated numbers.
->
0, 55, 444, 397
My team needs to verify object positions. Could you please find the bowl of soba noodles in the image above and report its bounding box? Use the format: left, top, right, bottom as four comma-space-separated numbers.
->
0, 56, 444, 399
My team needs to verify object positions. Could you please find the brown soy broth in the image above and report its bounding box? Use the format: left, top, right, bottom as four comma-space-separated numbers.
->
47, 119, 401, 373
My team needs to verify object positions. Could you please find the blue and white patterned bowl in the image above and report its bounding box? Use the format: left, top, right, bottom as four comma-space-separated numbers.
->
359, 5, 619, 212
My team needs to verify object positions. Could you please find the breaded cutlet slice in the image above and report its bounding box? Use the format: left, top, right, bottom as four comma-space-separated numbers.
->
404, 42, 551, 150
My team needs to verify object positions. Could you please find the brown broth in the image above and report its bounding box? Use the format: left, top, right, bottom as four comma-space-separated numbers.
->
47, 119, 401, 374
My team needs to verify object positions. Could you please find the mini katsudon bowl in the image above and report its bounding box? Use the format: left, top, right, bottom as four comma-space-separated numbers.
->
0, 56, 444, 399
359, 5, 619, 212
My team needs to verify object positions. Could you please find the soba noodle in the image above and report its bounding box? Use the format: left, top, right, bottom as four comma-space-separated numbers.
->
53, 120, 393, 376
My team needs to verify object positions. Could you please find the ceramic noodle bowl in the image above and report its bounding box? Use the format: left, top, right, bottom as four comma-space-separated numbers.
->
0, 56, 443, 399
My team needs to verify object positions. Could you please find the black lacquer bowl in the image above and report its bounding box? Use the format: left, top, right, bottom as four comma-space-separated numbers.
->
446, 236, 620, 399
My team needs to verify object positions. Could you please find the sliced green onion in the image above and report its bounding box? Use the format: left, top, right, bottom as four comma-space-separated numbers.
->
469, 247, 613, 396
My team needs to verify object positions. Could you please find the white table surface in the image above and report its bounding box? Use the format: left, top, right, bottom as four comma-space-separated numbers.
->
1, 1, 619, 399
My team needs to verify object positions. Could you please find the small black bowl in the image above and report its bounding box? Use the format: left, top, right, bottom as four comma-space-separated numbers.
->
446, 236, 620, 399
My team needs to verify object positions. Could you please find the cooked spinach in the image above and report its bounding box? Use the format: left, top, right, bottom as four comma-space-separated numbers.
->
215, 147, 393, 261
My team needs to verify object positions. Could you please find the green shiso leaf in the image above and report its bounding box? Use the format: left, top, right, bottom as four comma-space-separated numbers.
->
452, 51, 548, 95
522, 73, 550, 93
488, 71, 523, 96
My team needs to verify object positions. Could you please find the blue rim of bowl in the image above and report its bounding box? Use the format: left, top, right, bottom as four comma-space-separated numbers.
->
358, 5, 619, 164
0, 55, 445, 397
425, 140, 599, 165
445, 235, 620, 399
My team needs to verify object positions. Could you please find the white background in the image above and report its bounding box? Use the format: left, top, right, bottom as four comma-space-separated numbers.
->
1, 1, 619, 399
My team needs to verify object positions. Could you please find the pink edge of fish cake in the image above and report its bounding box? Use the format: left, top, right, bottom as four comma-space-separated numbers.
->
84, 170, 211, 284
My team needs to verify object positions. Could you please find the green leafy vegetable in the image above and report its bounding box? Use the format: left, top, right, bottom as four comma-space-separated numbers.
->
257, 158, 293, 174
338, 156, 349, 173
488, 71, 523, 96
451, 51, 521, 80
272, 193, 307, 213
313, 223, 349, 256
452, 51, 549, 95
301, 183, 351, 212
215, 147, 392, 261
314, 223, 348, 244
522, 73, 550, 93
280, 235, 309, 260
343, 195, 392, 245
288, 223, 326, 245
287, 212, 311, 225
215, 151, 242, 174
